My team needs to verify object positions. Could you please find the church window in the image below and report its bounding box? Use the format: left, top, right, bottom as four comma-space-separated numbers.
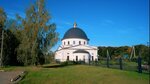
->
67, 56, 69, 61
64, 42, 65, 45
84, 41, 85, 45
73, 41, 75, 44
68, 41, 70, 45
79, 41, 81, 45
76, 56, 78, 61
92, 56, 94, 61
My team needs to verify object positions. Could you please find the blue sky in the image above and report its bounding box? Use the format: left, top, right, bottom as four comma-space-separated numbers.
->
0, 0, 149, 51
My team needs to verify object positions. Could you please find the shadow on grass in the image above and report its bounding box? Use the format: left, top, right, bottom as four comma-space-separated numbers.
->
42, 61, 85, 68
42, 64, 67, 68
42, 62, 79, 68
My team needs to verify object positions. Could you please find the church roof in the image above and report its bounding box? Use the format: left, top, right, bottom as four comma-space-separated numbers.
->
62, 23, 89, 40
73, 49, 89, 54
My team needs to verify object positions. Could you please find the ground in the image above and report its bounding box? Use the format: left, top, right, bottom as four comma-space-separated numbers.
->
0, 70, 23, 84
0, 64, 149, 84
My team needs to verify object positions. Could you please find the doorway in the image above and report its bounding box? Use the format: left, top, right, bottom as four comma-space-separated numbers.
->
76, 56, 78, 61
67, 56, 69, 61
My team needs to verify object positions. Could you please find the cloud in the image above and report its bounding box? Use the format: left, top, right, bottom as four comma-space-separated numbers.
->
51, 19, 74, 28
100, 19, 115, 26
64, 22, 72, 26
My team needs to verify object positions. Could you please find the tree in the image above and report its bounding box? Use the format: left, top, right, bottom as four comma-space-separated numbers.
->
0, 7, 7, 67
134, 45, 149, 64
17, 0, 58, 65
0, 7, 6, 32
3, 29, 20, 65
98, 45, 149, 64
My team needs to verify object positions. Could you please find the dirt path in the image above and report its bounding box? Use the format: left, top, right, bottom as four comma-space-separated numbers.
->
0, 71, 23, 84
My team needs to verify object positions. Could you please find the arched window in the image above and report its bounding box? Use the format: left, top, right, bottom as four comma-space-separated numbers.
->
84, 41, 85, 45
92, 56, 94, 61
64, 42, 65, 45
68, 41, 70, 45
73, 41, 75, 44
92, 53, 94, 55
67, 56, 69, 61
76, 56, 78, 61
79, 41, 81, 45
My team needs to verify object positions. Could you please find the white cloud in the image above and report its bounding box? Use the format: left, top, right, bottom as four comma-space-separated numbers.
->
100, 19, 115, 26
64, 22, 72, 26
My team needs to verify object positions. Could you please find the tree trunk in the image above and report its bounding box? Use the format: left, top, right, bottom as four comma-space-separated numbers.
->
0, 30, 4, 67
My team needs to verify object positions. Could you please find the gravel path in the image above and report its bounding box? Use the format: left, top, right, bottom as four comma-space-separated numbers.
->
0, 71, 22, 84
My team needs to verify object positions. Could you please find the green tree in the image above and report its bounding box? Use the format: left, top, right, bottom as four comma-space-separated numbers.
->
17, 0, 58, 65
135, 44, 149, 64
98, 45, 149, 64
0, 7, 7, 67
0, 7, 6, 32
0, 8, 20, 66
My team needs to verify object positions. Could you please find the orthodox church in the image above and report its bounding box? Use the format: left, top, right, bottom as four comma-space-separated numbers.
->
55, 23, 98, 63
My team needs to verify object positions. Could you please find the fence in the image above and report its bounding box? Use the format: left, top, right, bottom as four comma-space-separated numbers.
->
89, 57, 149, 74
57, 57, 149, 74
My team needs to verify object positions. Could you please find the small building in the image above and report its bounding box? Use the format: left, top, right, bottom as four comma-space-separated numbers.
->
55, 23, 98, 63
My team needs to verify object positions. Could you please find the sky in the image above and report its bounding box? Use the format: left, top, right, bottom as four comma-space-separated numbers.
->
0, 0, 149, 51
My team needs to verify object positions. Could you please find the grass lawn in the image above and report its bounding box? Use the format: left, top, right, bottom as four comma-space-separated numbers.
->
1, 64, 149, 84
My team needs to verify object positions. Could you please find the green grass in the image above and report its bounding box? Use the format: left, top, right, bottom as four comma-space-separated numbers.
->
0, 64, 149, 84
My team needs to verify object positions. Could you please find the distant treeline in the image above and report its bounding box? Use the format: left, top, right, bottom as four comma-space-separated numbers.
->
98, 44, 149, 64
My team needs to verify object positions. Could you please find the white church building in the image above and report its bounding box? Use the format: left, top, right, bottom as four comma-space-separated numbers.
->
55, 23, 98, 63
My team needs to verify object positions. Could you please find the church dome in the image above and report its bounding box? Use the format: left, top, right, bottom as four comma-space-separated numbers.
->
62, 23, 89, 40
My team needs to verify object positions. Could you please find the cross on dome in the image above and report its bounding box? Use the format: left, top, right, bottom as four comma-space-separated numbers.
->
73, 22, 77, 28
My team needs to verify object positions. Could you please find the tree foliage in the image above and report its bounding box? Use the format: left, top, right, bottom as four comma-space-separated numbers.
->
0, 9, 21, 66
16, 0, 58, 65
0, 7, 7, 67
98, 45, 149, 64
0, 0, 58, 66
0, 7, 6, 30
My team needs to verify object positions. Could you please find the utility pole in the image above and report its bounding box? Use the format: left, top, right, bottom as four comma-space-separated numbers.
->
107, 50, 110, 68
130, 46, 136, 60
0, 30, 4, 67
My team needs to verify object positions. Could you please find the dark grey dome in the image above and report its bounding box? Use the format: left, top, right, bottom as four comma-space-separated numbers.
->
62, 27, 89, 40
73, 49, 89, 54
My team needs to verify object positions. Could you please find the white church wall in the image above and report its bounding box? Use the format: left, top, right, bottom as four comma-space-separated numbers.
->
55, 48, 98, 62
86, 49, 98, 60
73, 53, 89, 62
62, 38, 88, 47
55, 49, 75, 62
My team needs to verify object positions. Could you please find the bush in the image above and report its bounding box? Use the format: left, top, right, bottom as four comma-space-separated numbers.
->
59, 61, 86, 66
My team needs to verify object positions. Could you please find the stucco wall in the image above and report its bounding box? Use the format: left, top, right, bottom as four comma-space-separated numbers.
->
62, 38, 88, 47
55, 49, 98, 63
